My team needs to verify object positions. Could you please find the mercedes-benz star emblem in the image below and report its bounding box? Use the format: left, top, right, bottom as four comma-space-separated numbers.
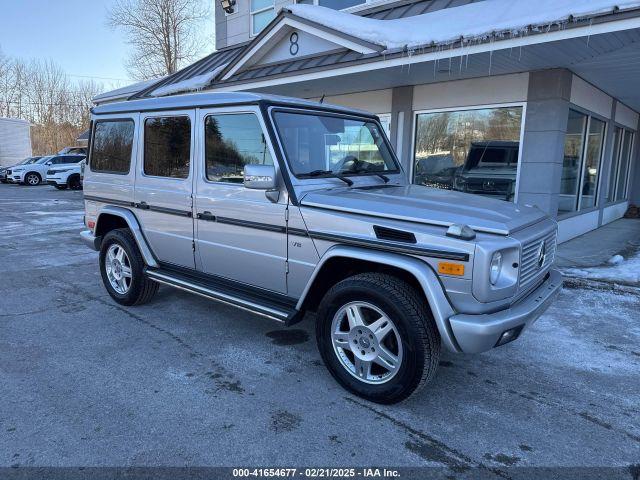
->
537, 242, 547, 268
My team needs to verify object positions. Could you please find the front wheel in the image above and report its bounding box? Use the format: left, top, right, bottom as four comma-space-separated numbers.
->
316, 273, 441, 404
67, 174, 82, 190
99, 228, 158, 306
24, 173, 41, 186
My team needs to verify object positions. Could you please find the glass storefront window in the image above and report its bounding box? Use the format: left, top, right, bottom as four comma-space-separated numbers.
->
412, 106, 523, 202
615, 130, 634, 201
579, 117, 605, 210
559, 110, 587, 214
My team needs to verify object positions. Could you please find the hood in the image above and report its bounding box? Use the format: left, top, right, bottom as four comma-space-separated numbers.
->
300, 184, 547, 235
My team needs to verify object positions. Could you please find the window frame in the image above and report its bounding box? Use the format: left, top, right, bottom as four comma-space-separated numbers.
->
559, 106, 608, 216
89, 118, 136, 176
270, 107, 402, 180
410, 102, 527, 203
607, 125, 636, 204
202, 110, 275, 185
250, 0, 275, 37
141, 113, 193, 181
576, 114, 607, 212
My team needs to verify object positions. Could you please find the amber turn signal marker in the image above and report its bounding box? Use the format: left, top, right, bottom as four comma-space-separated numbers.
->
438, 262, 465, 276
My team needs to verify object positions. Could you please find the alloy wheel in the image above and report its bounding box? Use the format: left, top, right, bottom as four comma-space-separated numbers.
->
26, 174, 40, 185
331, 301, 403, 384
105, 244, 133, 294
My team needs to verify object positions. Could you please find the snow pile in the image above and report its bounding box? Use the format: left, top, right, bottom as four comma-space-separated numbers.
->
150, 63, 229, 97
288, 0, 640, 51
562, 252, 640, 284
93, 77, 165, 103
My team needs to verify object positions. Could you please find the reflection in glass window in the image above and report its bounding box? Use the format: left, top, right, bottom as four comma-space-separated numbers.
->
559, 110, 587, 214
579, 117, 605, 210
412, 107, 522, 202
204, 114, 273, 183
144, 116, 191, 178
273, 112, 398, 176
90, 120, 134, 174
616, 130, 634, 201
251, 0, 275, 35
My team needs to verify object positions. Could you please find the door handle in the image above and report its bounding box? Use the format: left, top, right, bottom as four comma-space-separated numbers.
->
137, 201, 150, 210
197, 211, 216, 221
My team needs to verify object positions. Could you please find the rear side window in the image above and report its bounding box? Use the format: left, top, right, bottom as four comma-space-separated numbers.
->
144, 116, 191, 178
204, 113, 273, 183
90, 120, 135, 174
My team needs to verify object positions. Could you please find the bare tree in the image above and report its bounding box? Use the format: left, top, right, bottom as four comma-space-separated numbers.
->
0, 48, 104, 155
107, 0, 210, 80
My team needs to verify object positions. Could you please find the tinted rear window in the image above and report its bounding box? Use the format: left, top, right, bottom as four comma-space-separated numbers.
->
144, 116, 191, 178
90, 120, 135, 174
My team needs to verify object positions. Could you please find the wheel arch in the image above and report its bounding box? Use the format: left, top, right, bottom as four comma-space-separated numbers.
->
297, 245, 461, 352
24, 171, 41, 183
94, 206, 158, 268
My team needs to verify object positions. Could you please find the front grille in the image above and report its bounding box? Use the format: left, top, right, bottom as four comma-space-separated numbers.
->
519, 230, 557, 289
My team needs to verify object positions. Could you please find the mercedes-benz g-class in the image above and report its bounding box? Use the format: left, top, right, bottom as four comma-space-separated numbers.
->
80, 92, 562, 404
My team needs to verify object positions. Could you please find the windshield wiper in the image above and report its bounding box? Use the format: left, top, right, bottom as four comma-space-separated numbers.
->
352, 166, 390, 183
301, 170, 354, 186
374, 173, 390, 183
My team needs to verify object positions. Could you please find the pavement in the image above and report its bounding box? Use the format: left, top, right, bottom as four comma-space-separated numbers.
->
555, 218, 640, 268
1, 184, 639, 478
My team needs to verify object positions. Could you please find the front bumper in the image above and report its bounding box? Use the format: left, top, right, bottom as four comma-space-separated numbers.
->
47, 177, 63, 186
449, 269, 562, 353
80, 230, 101, 251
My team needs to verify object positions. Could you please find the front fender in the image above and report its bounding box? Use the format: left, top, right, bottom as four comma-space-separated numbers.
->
296, 245, 461, 352
95, 205, 158, 268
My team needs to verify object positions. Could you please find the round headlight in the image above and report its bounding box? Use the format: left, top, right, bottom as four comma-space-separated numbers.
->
490, 251, 503, 285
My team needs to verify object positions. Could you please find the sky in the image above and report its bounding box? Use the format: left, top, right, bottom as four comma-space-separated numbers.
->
0, 0, 215, 92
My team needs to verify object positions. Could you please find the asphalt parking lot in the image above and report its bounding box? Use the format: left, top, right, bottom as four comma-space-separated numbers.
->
1, 184, 639, 476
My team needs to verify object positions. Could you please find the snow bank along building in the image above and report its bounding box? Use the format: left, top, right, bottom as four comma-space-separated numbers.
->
94, 0, 640, 243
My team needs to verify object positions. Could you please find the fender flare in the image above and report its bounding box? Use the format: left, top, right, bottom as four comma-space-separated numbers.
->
296, 245, 461, 352
95, 205, 158, 268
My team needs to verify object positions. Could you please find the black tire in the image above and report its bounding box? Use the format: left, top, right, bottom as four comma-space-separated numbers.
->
67, 174, 82, 190
316, 273, 440, 404
23, 172, 41, 186
54, 185, 68, 190
99, 228, 158, 306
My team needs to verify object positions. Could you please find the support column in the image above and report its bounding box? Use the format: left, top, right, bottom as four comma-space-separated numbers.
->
390, 86, 414, 176
517, 69, 573, 216
629, 117, 640, 205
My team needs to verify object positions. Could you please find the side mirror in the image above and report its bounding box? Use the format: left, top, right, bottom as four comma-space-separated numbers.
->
244, 164, 276, 190
45, 161, 52, 166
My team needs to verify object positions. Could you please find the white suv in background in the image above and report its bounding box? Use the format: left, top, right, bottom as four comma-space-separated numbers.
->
47, 159, 85, 190
8, 154, 85, 186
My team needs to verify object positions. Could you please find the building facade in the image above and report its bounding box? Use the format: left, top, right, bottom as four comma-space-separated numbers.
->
96, 0, 640, 243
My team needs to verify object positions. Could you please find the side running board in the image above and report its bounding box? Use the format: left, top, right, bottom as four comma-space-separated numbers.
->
145, 267, 303, 325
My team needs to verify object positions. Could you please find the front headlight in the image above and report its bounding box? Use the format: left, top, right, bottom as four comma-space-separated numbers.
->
489, 251, 503, 285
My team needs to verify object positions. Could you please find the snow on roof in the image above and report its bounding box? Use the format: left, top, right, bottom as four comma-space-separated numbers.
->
93, 77, 166, 103
288, 0, 640, 52
149, 63, 229, 97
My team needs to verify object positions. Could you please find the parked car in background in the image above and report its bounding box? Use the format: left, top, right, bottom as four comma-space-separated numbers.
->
1, 156, 42, 183
8, 154, 85, 186
47, 159, 85, 190
453, 141, 519, 201
80, 92, 561, 404
58, 146, 87, 155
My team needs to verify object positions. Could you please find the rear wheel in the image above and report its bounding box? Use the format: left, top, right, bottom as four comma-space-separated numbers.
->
67, 174, 82, 190
24, 172, 41, 186
316, 273, 440, 404
99, 228, 158, 306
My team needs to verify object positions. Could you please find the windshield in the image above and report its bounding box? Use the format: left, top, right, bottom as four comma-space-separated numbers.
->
272, 111, 399, 178
36, 156, 52, 164
22, 157, 41, 165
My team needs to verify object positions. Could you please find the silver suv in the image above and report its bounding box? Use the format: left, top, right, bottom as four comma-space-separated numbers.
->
80, 92, 562, 404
